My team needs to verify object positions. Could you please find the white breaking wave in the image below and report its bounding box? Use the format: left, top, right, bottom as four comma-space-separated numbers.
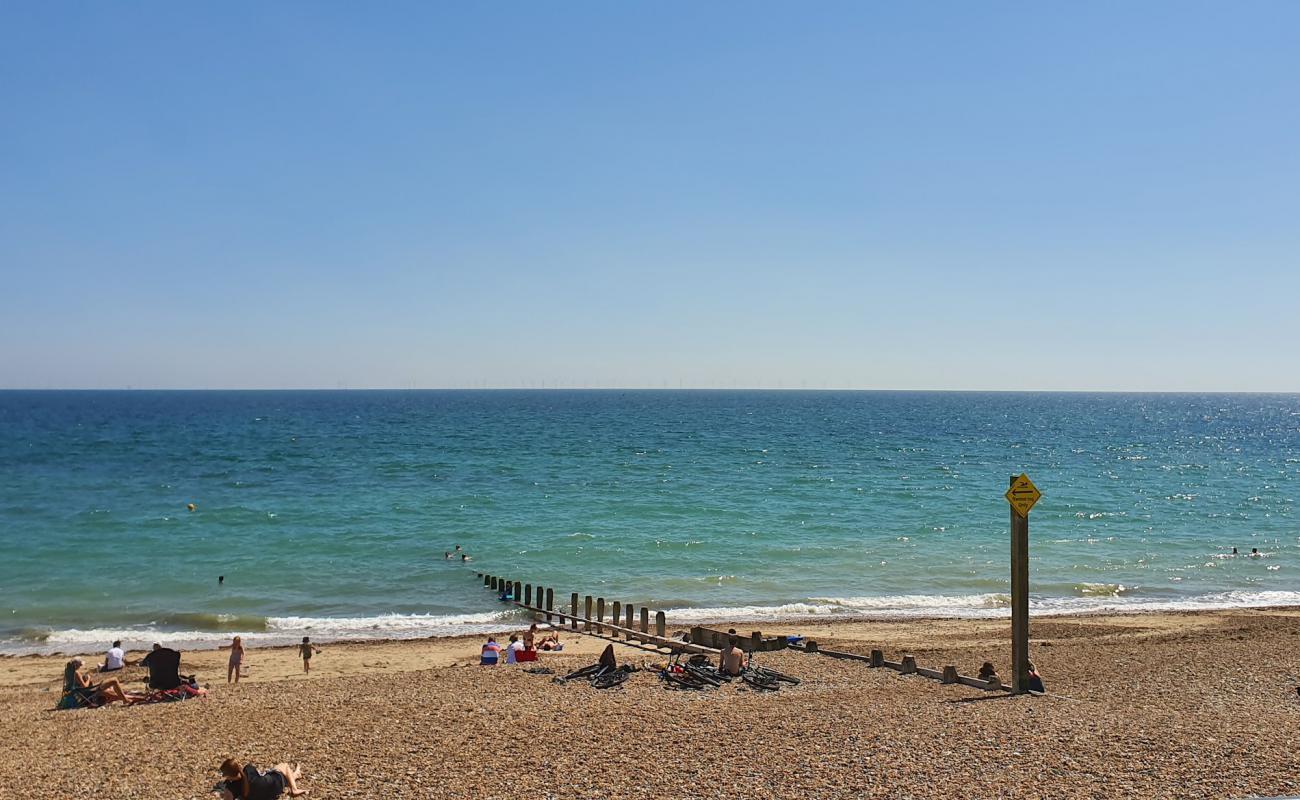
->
2, 610, 522, 656
662, 589, 1300, 622
11, 590, 1300, 656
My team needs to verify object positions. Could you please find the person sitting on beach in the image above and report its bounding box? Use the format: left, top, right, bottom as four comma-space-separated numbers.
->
505, 634, 526, 664
101, 640, 126, 672
719, 642, 746, 677
977, 662, 998, 681
64, 658, 139, 706
216, 757, 307, 799
481, 637, 502, 665
523, 624, 539, 651
1027, 662, 1046, 694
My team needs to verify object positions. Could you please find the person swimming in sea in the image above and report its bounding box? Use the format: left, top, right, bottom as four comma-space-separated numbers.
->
461, 554, 471, 562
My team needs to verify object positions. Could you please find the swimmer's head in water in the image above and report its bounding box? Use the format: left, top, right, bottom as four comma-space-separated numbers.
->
187, 503, 196, 512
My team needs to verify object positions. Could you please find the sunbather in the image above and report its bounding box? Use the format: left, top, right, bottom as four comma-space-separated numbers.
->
217, 757, 307, 799
63, 658, 139, 706
523, 624, 538, 650
719, 642, 746, 677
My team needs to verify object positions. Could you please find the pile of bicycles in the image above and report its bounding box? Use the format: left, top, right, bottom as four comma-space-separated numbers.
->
658, 652, 800, 692
553, 662, 635, 690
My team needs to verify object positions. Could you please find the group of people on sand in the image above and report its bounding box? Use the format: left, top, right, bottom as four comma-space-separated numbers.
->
444, 544, 472, 562
63, 641, 197, 707
481, 623, 562, 665
223, 636, 322, 683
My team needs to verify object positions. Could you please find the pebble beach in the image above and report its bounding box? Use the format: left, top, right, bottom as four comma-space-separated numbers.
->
4, 609, 1300, 799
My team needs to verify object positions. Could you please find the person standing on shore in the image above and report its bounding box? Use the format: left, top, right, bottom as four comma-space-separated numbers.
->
226, 636, 245, 684
298, 637, 320, 674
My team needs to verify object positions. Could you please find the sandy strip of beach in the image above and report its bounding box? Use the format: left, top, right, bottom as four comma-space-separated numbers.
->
3, 609, 1300, 799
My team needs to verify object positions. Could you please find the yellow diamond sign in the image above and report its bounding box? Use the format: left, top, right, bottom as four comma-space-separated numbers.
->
1005, 473, 1041, 517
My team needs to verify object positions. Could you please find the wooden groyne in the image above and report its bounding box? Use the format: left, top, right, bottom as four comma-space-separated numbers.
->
474, 572, 1004, 691
475, 572, 720, 656
790, 641, 1006, 691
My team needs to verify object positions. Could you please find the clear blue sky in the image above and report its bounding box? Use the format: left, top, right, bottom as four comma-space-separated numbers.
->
3, 2, 1298, 390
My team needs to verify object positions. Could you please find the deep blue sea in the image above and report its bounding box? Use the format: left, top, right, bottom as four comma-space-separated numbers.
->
1, 390, 1297, 655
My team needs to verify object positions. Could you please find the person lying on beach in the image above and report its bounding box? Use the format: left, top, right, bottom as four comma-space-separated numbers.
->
64, 658, 140, 705
719, 642, 746, 677
538, 633, 562, 651
216, 757, 307, 799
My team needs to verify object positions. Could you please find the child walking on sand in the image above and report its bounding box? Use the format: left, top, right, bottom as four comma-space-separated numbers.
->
298, 637, 320, 674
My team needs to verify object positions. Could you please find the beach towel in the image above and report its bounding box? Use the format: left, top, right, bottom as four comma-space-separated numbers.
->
132, 684, 206, 705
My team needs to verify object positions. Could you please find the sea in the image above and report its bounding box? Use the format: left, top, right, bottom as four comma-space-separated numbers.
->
1, 390, 1296, 655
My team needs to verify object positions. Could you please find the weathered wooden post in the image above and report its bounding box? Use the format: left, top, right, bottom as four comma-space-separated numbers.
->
524, 584, 533, 606
490, 576, 498, 590
751, 631, 763, 652
483, 574, 490, 586
942, 665, 959, 684
611, 601, 621, 635
654, 611, 666, 638
570, 593, 579, 630
513, 581, 522, 603
870, 649, 884, 667
805, 640, 819, 653
624, 604, 634, 634
901, 654, 917, 674
596, 598, 605, 634
583, 596, 593, 632
639, 607, 649, 635
1007, 473, 1040, 694
545, 589, 554, 623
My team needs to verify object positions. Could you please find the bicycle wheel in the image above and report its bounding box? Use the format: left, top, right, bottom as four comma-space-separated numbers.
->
742, 672, 780, 691
751, 667, 800, 686
563, 664, 602, 681
593, 671, 629, 689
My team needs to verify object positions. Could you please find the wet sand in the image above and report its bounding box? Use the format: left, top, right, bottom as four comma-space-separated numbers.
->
3, 609, 1300, 799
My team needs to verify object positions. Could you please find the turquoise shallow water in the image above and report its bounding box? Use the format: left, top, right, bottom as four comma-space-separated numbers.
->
1, 390, 1297, 654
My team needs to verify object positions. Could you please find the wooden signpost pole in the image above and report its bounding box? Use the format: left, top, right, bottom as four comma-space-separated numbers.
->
1010, 474, 1030, 694
1005, 473, 1040, 694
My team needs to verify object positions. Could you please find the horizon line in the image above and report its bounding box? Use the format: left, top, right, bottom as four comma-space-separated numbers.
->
2, 387, 1299, 395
